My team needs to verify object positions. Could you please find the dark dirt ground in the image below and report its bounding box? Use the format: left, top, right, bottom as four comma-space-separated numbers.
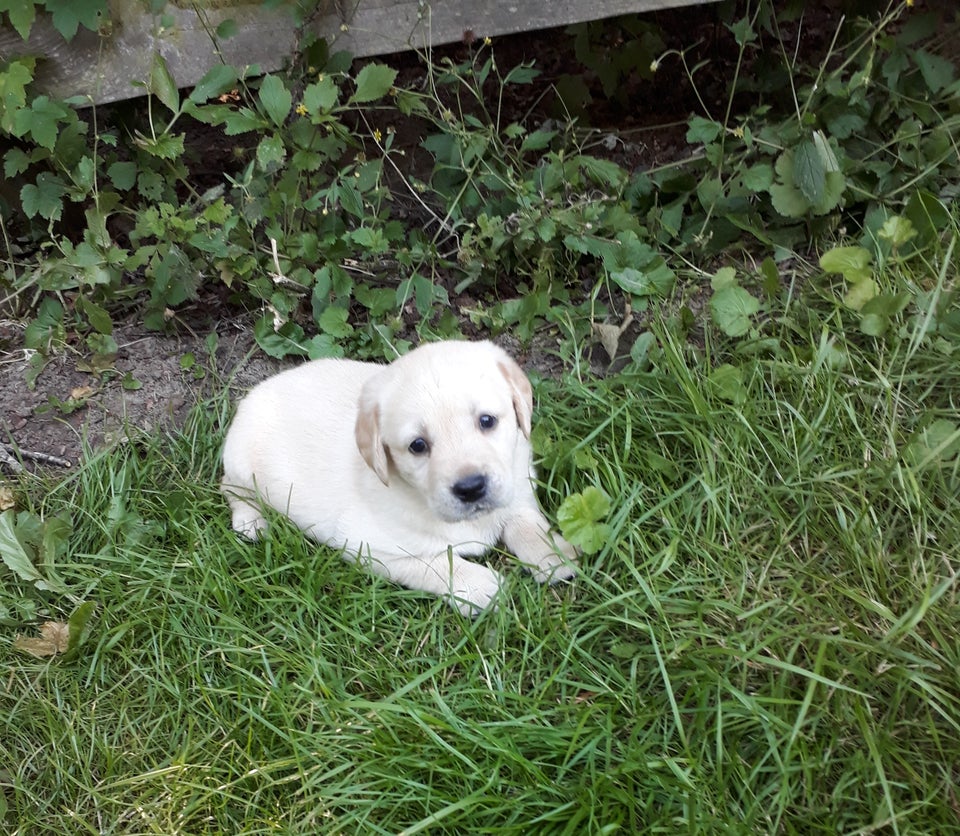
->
0, 2, 862, 474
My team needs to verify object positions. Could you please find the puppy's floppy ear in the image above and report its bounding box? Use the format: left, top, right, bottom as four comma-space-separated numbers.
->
497, 356, 533, 439
355, 383, 390, 485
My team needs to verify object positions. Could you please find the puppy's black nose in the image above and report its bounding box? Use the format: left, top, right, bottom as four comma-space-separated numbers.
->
452, 474, 487, 504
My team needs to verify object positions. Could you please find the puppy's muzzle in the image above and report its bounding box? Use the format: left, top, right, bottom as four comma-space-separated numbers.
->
452, 473, 487, 505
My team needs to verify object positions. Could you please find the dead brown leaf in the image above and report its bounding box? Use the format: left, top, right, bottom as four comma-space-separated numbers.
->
69, 386, 96, 401
13, 621, 71, 658
0, 486, 14, 510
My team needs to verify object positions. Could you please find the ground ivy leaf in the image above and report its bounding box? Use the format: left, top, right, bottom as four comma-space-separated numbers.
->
709, 285, 760, 337
820, 246, 872, 283
843, 278, 879, 311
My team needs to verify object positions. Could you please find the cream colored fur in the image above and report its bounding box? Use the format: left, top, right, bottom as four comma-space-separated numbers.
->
221, 340, 577, 614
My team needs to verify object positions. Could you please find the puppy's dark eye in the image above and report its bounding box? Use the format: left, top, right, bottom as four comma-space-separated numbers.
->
408, 437, 429, 455
478, 414, 498, 431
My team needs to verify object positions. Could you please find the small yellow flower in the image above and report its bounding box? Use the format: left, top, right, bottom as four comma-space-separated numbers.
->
483, 36, 492, 46
295, 103, 308, 116
905, 0, 914, 6
650, 59, 660, 73
373, 128, 382, 142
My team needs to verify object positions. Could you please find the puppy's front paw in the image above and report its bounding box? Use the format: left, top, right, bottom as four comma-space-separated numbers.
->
447, 562, 503, 617
528, 532, 579, 585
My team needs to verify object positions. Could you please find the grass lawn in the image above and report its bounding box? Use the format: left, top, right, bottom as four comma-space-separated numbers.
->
3, 225, 959, 833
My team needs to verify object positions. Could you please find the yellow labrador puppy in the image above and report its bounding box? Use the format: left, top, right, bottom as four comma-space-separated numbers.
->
221, 340, 578, 614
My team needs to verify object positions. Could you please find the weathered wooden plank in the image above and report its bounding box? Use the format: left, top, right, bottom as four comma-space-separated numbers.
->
1, 0, 714, 106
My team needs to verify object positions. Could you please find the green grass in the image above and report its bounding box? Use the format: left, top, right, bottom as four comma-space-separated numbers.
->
3, 237, 960, 833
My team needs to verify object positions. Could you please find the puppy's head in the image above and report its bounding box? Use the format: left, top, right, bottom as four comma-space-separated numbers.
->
355, 341, 534, 522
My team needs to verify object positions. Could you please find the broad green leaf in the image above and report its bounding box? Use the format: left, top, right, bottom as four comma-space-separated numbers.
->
258, 74, 292, 127
904, 418, 960, 469
711, 266, 738, 290
708, 363, 748, 405
843, 278, 878, 311
0, 59, 34, 133
769, 181, 810, 218
686, 116, 722, 145
914, 48, 955, 94
519, 129, 557, 153
877, 216, 916, 248
15, 95, 69, 150
351, 63, 397, 104
812, 130, 840, 172
0, 509, 41, 583
1, 0, 37, 41
21, 173, 67, 221
741, 162, 773, 191
317, 305, 353, 337
710, 285, 760, 337
148, 53, 180, 114
256, 132, 286, 168
557, 487, 612, 555
66, 601, 98, 657
253, 315, 309, 358
303, 76, 339, 112
792, 139, 826, 205
107, 160, 138, 190
820, 246, 872, 283
45, 0, 106, 41
188, 64, 238, 103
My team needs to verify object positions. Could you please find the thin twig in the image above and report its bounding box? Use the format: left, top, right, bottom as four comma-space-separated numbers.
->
0, 444, 72, 474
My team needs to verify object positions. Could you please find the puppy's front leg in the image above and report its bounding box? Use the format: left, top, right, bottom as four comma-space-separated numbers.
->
359, 550, 503, 616
502, 509, 578, 584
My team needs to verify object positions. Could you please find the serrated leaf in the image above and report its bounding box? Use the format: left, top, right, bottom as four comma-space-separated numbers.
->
253, 315, 309, 359
258, 74, 292, 127
519, 129, 557, 153
710, 285, 760, 337
741, 162, 773, 191
107, 160, 137, 190
0, 59, 34, 133
45, 0, 106, 41
317, 305, 353, 337
557, 487, 612, 555
351, 63, 397, 104
914, 48, 955, 94
686, 116, 721, 145
0, 0, 37, 39
21, 173, 66, 221
769, 181, 810, 219
303, 76, 339, 113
